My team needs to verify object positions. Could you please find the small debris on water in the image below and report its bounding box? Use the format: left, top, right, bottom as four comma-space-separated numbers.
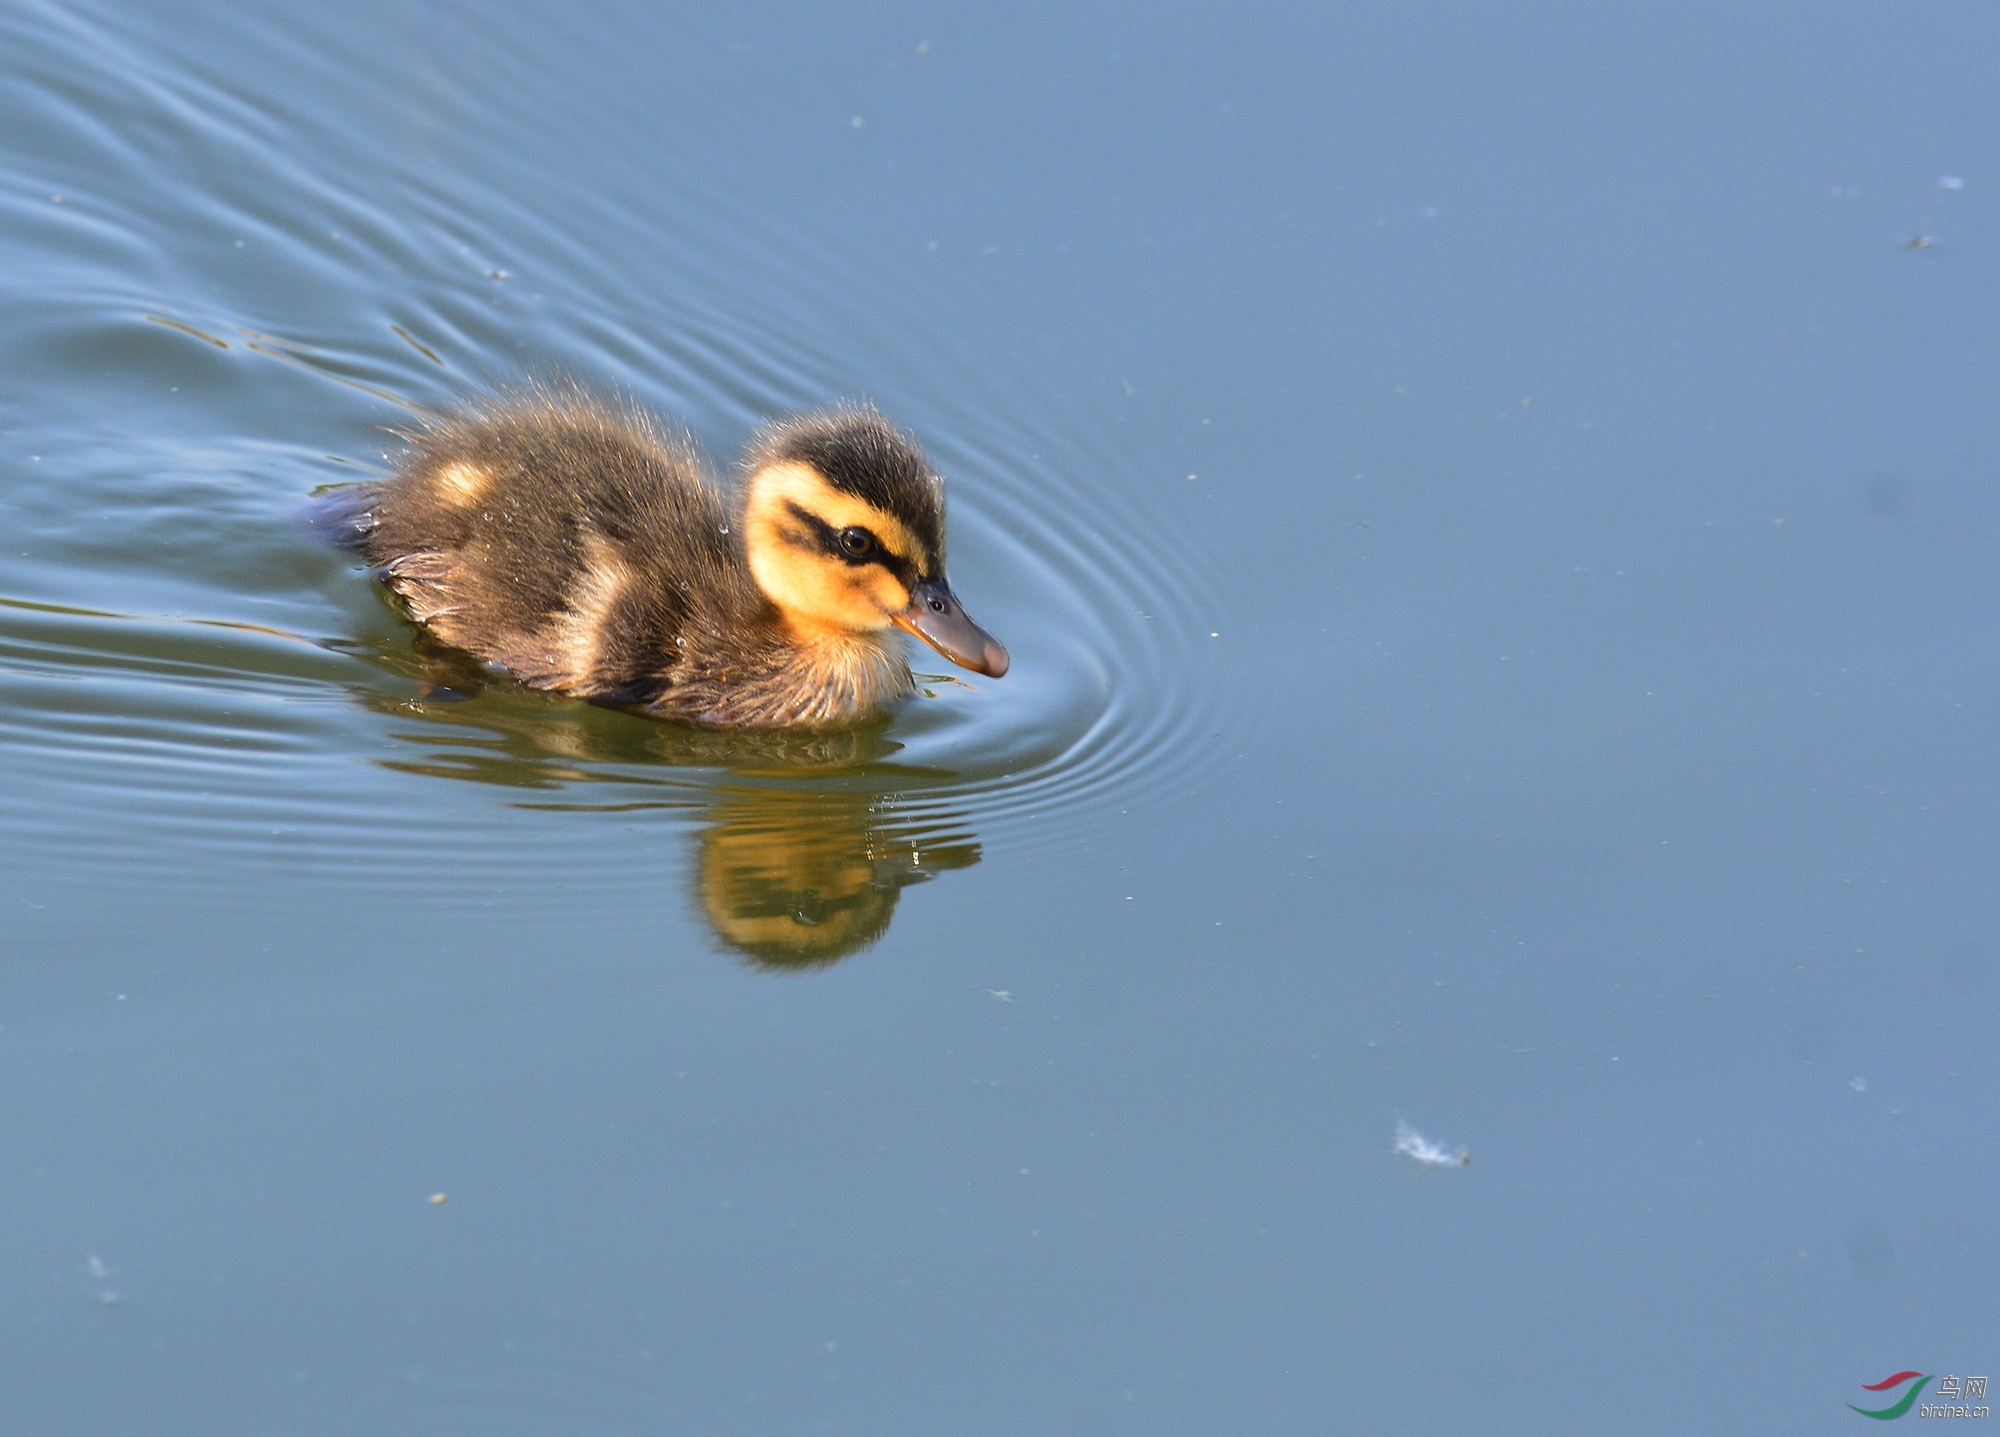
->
1394, 1121, 1469, 1168
429, 1192, 449, 1206
1907, 234, 1935, 249
1939, 175, 1965, 190
1849, 1077, 1868, 1092
84, 1254, 125, 1305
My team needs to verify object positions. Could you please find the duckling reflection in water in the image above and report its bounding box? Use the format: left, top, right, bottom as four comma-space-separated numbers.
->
347, 685, 979, 966
341, 386, 1008, 728
698, 787, 978, 969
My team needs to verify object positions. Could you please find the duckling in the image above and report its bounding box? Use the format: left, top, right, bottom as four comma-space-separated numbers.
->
351, 387, 1008, 729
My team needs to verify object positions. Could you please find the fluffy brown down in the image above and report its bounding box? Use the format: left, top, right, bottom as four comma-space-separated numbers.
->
355, 388, 918, 728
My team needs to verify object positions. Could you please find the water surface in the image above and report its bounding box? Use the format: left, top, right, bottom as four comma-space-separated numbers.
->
1, 0, 1995, 1431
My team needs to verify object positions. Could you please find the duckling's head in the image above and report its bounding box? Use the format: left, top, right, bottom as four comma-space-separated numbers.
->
741, 407, 1009, 678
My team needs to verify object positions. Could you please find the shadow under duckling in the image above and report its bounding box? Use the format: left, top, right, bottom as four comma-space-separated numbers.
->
339, 386, 1007, 729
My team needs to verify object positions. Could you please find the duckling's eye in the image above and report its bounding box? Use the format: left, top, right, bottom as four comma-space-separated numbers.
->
838, 527, 876, 558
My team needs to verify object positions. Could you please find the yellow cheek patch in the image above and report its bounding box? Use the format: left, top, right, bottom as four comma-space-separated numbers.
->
868, 568, 911, 613
745, 461, 929, 574
744, 461, 925, 638
430, 461, 491, 505
749, 542, 894, 637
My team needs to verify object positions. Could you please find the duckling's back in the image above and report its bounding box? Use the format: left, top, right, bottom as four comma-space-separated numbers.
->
359, 390, 762, 708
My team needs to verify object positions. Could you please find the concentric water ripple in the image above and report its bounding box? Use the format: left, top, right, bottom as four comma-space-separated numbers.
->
0, 0, 1256, 909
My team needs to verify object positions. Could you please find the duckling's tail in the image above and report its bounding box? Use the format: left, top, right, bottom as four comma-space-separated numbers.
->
296, 482, 382, 550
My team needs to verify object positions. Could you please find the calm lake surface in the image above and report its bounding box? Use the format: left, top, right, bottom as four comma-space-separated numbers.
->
2, 0, 1995, 1431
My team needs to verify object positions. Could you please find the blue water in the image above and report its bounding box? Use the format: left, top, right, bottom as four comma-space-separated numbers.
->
1, 0, 1994, 1430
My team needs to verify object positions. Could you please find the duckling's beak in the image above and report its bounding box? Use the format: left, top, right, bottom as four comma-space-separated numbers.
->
893, 579, 1010, 678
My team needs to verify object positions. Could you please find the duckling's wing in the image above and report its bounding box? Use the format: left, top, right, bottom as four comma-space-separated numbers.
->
363, 391, 750, 702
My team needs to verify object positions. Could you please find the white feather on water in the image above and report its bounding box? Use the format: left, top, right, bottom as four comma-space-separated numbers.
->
1393, 1121, 1470, 1168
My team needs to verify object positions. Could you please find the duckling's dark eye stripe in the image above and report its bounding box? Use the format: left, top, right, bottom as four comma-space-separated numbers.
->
782, 500, 917, 585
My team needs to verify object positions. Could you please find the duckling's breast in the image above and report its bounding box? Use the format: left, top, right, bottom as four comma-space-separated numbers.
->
659, 627, 913, 729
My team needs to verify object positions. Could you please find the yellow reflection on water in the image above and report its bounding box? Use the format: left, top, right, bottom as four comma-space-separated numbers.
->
353, 666, 979, 967
698, 786, 977, 969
